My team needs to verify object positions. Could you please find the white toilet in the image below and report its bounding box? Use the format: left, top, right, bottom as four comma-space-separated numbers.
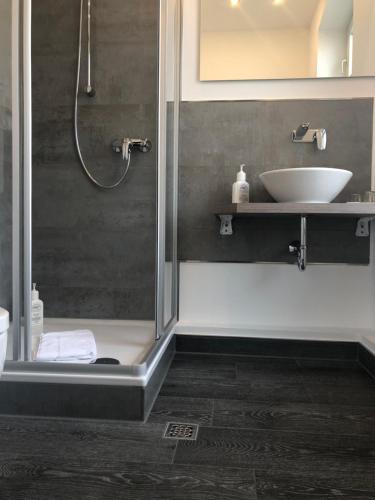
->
0, 308, 9, 375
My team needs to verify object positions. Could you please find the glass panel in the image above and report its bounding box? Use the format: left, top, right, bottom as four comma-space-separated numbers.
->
29, 0, 159, 365
0, 0, 13, 360
164, 0, 180, 328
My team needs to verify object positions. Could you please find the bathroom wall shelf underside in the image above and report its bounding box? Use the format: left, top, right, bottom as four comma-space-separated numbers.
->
216, 203, 375, 238
216, 203, 375, 217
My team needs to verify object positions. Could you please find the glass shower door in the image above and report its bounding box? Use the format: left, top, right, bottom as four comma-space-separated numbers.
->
1, 0, 32, 362
156, 0, 181, 338
0, 0, 14, 359
0, 0, 25, 362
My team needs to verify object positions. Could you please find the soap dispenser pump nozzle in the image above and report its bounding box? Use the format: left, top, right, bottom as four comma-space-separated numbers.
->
32, 282, 39, 300
237, 164, 247, 181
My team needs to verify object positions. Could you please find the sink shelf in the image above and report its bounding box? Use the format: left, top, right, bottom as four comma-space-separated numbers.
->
215, 203, 375, 238
216, 202, 375, 217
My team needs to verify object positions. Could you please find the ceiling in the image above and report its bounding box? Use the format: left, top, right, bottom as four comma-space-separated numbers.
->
201, 0, 349, 32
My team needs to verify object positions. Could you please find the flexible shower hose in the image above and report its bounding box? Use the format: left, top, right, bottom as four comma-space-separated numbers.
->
74, 0, 131, 189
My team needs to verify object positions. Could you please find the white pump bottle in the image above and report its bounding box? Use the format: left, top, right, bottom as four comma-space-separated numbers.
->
31, 283, 44, 337
232, 164, 250, 203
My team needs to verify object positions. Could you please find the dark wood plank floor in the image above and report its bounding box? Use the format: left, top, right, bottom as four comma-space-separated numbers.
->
1, 352, 375, 499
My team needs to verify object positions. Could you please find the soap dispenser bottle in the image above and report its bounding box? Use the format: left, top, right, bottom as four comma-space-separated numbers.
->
232, 164, 250, 203
31, 283, 44, 338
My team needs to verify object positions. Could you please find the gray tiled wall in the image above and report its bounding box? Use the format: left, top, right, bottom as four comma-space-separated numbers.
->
32, 0, 158, 319
0, 112, 12, 313
179, 99, 373, 264
0, 0, 12, 313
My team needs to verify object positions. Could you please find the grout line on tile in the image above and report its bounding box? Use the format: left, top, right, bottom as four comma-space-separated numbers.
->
184, 423, 374, 438
170, 439, 179, 465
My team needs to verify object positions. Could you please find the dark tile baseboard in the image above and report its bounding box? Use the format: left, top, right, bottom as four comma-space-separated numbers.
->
0, 337, 175, 421
358, 344, 375, 380
1, 336, 374, 421
176, 335, 359, 360
0, 381, 144, 420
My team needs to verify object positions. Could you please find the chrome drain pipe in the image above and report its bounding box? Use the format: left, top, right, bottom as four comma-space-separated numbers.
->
289, 216, 307, 271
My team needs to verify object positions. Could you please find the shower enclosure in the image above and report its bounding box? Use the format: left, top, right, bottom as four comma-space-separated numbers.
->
0, 0, 180, 418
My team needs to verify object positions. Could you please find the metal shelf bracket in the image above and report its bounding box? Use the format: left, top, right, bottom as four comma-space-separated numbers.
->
356, 217, 375, 237
219, 215, 233, 236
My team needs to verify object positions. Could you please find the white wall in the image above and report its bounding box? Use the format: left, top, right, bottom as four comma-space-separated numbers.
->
309, 0, 326, 77
179, 0, 375, 341
179, 260, 375, 336
317, 31, 348, 78
201, 29, 310, 81
352, 0, 375, 76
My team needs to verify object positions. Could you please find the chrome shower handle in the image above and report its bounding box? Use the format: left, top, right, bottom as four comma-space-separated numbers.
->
112, 138, 152, 162
122, 138, 132, 161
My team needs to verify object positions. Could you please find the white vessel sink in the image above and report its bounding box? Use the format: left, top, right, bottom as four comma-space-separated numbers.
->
259, 167, 353, 203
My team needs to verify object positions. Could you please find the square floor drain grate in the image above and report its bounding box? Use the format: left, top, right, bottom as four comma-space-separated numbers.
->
163, 422, 199, 441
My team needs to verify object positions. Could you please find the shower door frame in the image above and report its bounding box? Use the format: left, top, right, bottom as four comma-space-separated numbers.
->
155, 0, 181, 341
9, 0, 181, 368
23, 0, 32, 361
11, 0, 22, 361
11, 0, 32, 362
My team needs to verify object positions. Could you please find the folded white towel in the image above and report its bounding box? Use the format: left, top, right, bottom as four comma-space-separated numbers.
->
36, 330, 97, 364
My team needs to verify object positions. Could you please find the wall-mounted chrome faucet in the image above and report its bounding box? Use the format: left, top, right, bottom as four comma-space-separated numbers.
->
292, 122, 327, 150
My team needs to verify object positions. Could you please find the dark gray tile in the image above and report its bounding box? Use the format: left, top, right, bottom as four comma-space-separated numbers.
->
113, 287, 155, 320
32, 162, 157, 231
34, 285, 116, 319
144, 337, 175, 418
305, 382, 375, 406
296, 358, 375, 386
236, 358, 302, 384
2, 348, 375, 500
0, 381, 144, 420
168, 355, 237, 381
33, 227, 156, 289
148, 396, 214, 425
255, 470, 375, 499
0, 461, 257, 500
32, 53, 76, 108
176, 336, 358, 360
160, 378, 311, 403
32, 0, 79, 52
359, 345, 375, 381
213, 399, 375, 436
92, 43, 157, 106
0, 416, 175, 464
179, 99, 373, 181
0, 113, 12, 314
93, 0, 158, 46
31, 0, 158, 320
172, 352, 248, 364
174, 426, 375, 474
179, 99, 372, 264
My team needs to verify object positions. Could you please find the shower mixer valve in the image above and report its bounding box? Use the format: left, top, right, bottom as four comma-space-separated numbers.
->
112, 138, 152, 162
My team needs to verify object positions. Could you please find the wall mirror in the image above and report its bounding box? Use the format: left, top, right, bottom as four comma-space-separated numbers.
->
200, 0, 375, 81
